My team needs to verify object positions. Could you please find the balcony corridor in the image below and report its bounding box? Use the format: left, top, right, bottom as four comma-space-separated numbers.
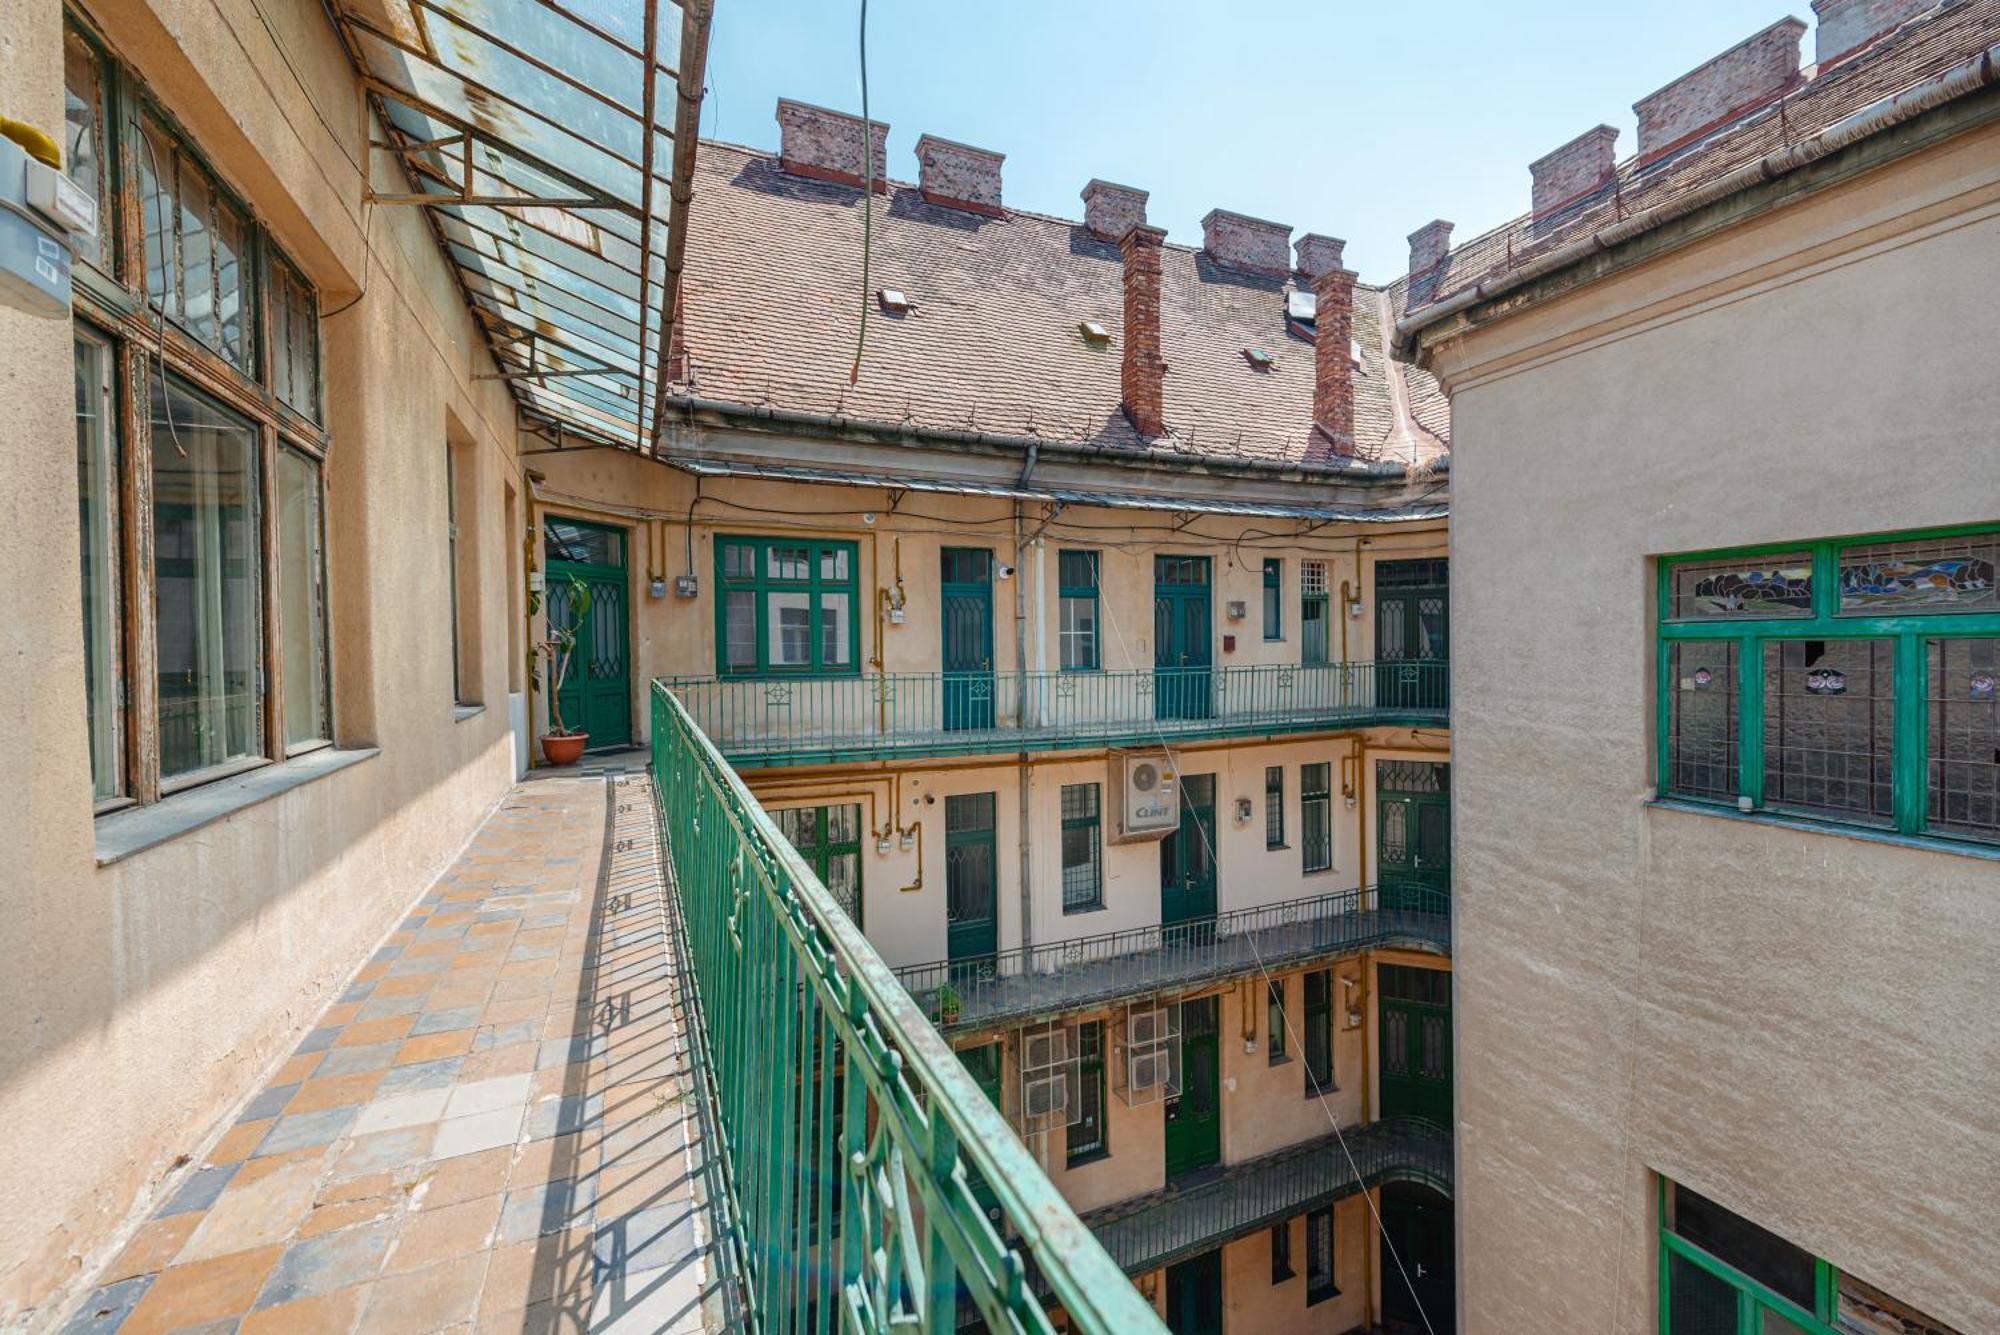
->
60, 762, 724, 1335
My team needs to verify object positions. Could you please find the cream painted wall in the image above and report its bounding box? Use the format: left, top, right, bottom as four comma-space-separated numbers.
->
1221, 1195, 1370, 1335
0, 0, 525, 1319
1430, 124, 2000, 1334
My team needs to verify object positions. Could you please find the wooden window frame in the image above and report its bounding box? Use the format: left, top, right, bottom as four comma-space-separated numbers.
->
1058, 548, 1101, 672
1657, 524, 2000, 849
713, 535, 862, 678
67, 8, 332, 812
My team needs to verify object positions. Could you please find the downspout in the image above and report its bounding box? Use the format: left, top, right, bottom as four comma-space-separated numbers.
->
1013, 472, 1035, 956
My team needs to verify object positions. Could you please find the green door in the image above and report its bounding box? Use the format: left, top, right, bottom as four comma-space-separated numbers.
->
1164, 996, 1220, 1179
1380, 1183, 1455, 1333
1379, 963, 1452, 1126
1164, 1248, 1223, 1335
776, 804, 862, 929
1375, 557, 1448, 711
945, 792, 998, 969
1377, 759, 1449, 913
1154, 556, 1212, 720
956, 1042, 1004, 1228
941, 548, 994, 731
544, 518, 630, 748
1159, 773, 1217, 927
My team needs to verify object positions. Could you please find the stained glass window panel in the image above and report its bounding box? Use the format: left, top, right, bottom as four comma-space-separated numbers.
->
1668, 642, 1739, 802
1671, 554, 1813, 618
1762, 639, 1893, 826
1839, 534, 1998, 614
1927, 638, 1999, 844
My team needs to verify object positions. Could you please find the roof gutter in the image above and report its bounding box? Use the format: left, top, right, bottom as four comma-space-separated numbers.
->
1395, 39, 2000, 359
652, 391, 1440, 485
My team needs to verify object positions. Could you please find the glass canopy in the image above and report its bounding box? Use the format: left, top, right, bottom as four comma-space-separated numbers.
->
330, 0, 703, 449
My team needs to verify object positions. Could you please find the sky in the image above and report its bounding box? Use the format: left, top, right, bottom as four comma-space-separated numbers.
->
698, 1, 1817, 281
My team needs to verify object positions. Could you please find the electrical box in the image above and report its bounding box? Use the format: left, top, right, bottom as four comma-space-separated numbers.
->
0, 138, 80, 320
1110, 751, 1180, 843
1224, 600, 1247, 620
674, 574, 699, 598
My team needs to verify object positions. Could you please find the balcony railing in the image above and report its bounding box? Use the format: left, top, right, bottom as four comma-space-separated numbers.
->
1084, 1117, 1453, 1277
660, 661, 1447, 767
651, 682, 1164, 1335
894, 884, 1452, 1032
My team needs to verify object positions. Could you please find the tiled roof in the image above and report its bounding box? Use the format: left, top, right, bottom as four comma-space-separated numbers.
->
672, 142, 1449, 474
1402, 0, 2000, 326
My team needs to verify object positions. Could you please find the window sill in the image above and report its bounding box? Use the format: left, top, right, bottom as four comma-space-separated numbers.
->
1306, 1286, 1341, 1308
1646, 798, 2000, 862
1061, 903, 1108, 917
452, 703, 486, 723
1268, 1054, 1293, 1068
95, 747, 381, 867
1064, 1149, 1110, 1170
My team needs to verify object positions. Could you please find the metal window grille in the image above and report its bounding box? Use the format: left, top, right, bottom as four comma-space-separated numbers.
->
1060, 782, 1103, 912
1303, 970, 1333, 1094
1264, 765, 1284, 848
1668, 642, 1739, 802
1266, 979, 1287, 1065
1017, 1020, 1080, 1134
1301, 763, 1331, 873
1065, 1022, 1106, 1165
1115, 1002, 1181, 1107
1306, 1206, 1338, 1303
1927, 637, 2000, 843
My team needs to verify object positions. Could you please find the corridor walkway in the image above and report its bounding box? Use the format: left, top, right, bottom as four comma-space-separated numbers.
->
62, 761, 722, 1334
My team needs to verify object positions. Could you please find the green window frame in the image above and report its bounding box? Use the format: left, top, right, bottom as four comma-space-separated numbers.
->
714, 536, 860, 677
1262, 558, 1282, 640
1303, 969, 1333, 1095
1266, 978, 1287, 1065
1302, 560, 1329, 665
1066, 1020, 1107, 1166
1060, 782, 1103, 913
1658, 1179, 1839, 1335
1265, 765, 1285, 849
1301, 762, 1332, 872
1059, 549, 1100, 671
1270, 1219, 1294, 1283
1658, 524, 2000, 849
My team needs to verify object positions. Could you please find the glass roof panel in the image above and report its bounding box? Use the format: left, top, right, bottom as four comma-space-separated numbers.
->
332, 0, 696, 450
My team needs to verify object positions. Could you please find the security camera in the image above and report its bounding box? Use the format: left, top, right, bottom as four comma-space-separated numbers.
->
996, 563, 1016, 579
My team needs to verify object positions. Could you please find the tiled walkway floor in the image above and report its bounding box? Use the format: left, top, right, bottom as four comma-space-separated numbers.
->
64, 761, 721, 1334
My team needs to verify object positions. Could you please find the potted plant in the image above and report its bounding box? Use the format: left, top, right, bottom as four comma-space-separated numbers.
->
535, 575, 593, 766
935, 983, 962, 1026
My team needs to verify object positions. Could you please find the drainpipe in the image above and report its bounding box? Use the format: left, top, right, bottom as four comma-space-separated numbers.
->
1014, 496, 1034, 955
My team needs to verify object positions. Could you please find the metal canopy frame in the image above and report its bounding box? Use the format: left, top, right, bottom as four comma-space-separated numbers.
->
328, 0, 713, 453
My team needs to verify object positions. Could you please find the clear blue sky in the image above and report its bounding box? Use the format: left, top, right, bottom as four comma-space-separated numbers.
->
700, 1, 1814, 282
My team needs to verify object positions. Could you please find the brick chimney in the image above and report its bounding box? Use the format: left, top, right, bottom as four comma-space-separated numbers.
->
776, 98, 888, 190
1081, 179, 1148, 242
1293, 234, 1346, 281
1310, 256, 1357, 451
1633, 18, 1805, 163
1200, 209, 1291, 278
916, 135, 1004, 216
1118, 225, 1168, 438
1408, 220, 1454, 277
1531, 125, 1619, 220
1812, 0, 1930, 64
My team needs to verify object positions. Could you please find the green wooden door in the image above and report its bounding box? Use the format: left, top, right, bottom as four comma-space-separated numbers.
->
776, 804, 862, 929
1154, 555, 1213, 720
1379, 963, 1452, 1126
956, 1042, 1004, 1228
1375, 557, 1448, 710
940, 548, 994, 731
1159, 773, 1217, 926
544, 518, 630, 748
1165, 996, 1221, 1179
1380, 1183, 1455, 1333
945, 792, 998, 969
1164, 1248, 1223, 1335
1378, 759, 1449, 912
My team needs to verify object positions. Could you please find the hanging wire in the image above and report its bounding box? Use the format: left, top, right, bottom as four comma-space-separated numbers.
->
848, 0, 874, 386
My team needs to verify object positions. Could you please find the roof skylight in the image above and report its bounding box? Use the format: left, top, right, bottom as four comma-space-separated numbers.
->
878, 288, 910, 314
1243, 348, 1274, 371
1079, 320, 1111, 345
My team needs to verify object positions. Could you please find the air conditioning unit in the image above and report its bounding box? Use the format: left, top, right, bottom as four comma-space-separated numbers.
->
1127, 1046, 1170, 1095
1111, 751, 1180, 843
1023, 1073, 1068, 1121
1022, 1026, 1068, 1072
1015, 1022, 1081, 1134
1115, 1001, 1181, 1107
1127, 1006, 1169, 1048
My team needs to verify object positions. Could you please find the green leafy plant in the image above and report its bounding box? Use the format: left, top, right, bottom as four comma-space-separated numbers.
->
936, 983, 962, 1023
536, 575, 593, 737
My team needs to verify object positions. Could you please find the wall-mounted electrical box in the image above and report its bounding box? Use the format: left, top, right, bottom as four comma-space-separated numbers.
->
0, 136, 91, 319
1224, 600, 1247, 620
674, 574, 699, 597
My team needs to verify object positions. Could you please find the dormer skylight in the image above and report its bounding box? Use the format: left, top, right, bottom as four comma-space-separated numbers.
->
1079, 320, 1111, 345
878, 288, 910, 314
1286, 289, 1317, 323
1243, 347, 1273, 371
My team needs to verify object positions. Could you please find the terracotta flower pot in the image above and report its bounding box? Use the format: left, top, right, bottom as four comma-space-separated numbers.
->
541, 732, 589, 766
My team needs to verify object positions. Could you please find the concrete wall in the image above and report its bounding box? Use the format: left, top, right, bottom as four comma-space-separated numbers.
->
0, 0, 525, 1318
1430, 122, 2000, 1333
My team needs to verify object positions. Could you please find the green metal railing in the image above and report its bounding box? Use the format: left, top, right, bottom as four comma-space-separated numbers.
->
895, 884, 1452, 1032
661, 661, 1448, 767
651, 682, 1166, 1334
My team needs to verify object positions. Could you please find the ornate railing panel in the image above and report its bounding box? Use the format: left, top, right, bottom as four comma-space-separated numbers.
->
660, 661, 1448, 767
895, 884, 1452, 1031
652, 682, 1165, 1335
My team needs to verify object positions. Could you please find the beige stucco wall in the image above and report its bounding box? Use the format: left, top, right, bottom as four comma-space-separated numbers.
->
1221, 1194, 1371, 1335
0, 0, 526, 1319
1429, 122, 2000, 1334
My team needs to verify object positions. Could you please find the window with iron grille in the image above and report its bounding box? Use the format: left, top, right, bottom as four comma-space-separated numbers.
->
1262, 559, 1282, 640
1266, 978, 1287, 1065
1301, 560, 1329, 665
1306, 1205, 1338, 1304
1659, 527, 2000, 847
1059, 550, 1100, 670
1301, 762, 1332, 872
1060, 782, 1103, 913
1270, 1219, 1294, 1283
1066, 1021, 1106, 1166
1264, 765, 1285, 848
66, 15, 331, 813
1303, 969, 1333, 1094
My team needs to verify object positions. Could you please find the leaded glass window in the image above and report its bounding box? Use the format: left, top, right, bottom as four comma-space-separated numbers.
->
1927, 638, 1999, 844
1668, 642, 1739, 802
1670, 554, 1813, 619
1060, 782, 1102, 913
1761, 640, 1893, 826
1839, 534, 1998, 615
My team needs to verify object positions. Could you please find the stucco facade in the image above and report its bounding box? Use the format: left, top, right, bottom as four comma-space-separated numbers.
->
1417, 115, 2000, 1334
1, 0, 527, 1319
